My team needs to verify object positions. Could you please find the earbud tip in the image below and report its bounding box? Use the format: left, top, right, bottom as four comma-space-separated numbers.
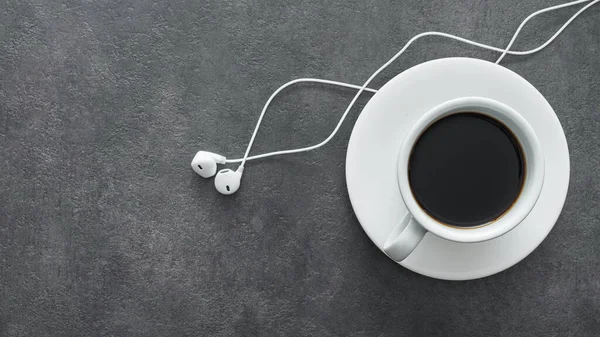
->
214, 168, 242, 195
191, 151, 218, 178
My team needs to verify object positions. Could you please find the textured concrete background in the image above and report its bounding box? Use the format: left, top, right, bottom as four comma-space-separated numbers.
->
1, 1, 599, 336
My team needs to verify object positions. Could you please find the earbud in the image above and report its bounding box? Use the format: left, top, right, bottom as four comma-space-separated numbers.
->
214, 166, 244, 195
191, 151, 227, 178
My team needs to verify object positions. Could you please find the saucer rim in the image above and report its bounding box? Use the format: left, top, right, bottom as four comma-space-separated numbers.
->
346, 57, 570, 281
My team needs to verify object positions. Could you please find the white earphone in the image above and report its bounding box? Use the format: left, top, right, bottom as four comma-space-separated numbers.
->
190, 151, 243, 195
191, 151, 226, 178
192, 0, 598, 195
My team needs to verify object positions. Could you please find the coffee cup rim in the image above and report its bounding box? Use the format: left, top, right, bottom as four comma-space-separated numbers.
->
396, 96, 545, 243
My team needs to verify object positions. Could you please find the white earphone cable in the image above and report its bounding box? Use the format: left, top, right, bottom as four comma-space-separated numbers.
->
227, 0, 597, 165
496, 0, 598, 63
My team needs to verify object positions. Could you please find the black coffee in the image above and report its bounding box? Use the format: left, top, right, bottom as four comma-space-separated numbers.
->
408, 112, 525, 227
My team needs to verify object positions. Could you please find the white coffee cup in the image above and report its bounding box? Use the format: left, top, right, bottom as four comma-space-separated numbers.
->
384, 97, 545, 261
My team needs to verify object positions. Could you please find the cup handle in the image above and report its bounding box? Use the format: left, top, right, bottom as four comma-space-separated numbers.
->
383, 213, 427, 262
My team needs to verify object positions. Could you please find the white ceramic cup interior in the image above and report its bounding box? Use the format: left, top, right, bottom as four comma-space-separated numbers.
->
384, 97, 545, 262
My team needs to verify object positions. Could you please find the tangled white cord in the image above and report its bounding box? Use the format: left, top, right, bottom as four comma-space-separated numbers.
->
224, 0, 598, 165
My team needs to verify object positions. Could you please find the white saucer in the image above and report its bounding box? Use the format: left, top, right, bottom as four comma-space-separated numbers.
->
346, 57, 570, 281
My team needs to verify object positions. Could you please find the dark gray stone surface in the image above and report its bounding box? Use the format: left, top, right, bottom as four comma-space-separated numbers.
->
1, 1, 599, 336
